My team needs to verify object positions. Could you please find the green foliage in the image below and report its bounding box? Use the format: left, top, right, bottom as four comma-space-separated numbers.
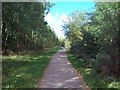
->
2, 47, 61, 88
64, 39, 71, 49
63, 11, 99, 59
91, 2, 119, 78
63, 11, 85, 45
94, 50, 119, 78
67, 52, 119, 89
2, 2, 59, 55
63, 2, 119, 81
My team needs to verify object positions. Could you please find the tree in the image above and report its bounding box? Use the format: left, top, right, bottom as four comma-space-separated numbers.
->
63, 2, 119, 78
2, 2, 58, 55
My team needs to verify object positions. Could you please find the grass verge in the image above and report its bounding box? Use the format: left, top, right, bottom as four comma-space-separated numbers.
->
67, 52, 119, 90
2, 47, 61, 88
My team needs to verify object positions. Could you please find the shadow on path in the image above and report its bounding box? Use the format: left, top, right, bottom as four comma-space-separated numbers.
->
37, 48, 86, 89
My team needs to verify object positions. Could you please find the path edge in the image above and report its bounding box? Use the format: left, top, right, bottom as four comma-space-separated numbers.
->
35, 52, 58, 88
66, 52, 91, 90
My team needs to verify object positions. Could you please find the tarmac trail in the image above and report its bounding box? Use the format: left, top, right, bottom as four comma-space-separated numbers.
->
37, 48, 87, 89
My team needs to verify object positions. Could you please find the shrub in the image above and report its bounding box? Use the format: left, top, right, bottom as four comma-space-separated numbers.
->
94, 50, 119, 78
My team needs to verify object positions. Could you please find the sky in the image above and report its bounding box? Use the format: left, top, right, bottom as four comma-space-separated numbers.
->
45, 2, 95, 39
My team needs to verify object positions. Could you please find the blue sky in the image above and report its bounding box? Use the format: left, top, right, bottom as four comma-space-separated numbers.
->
45, 2, 95, 39
50, 2, 95, 15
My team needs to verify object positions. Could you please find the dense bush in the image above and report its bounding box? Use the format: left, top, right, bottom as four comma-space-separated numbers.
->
63, 2, 119, 78
94, 45, 119, 78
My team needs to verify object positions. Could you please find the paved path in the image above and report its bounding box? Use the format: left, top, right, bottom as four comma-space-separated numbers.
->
37, 48, 87, 89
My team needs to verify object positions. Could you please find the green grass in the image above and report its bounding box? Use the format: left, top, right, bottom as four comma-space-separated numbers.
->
2, 47, 61, 88
67, 52, 119, 90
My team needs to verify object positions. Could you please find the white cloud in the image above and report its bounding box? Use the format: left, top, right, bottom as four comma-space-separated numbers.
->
45, 13, 55, 23
60, 14, 72, 25
55, 13, 59, 17
60, 14, 68, 24
45, 13, 65, 39
60, 14, 68, 21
